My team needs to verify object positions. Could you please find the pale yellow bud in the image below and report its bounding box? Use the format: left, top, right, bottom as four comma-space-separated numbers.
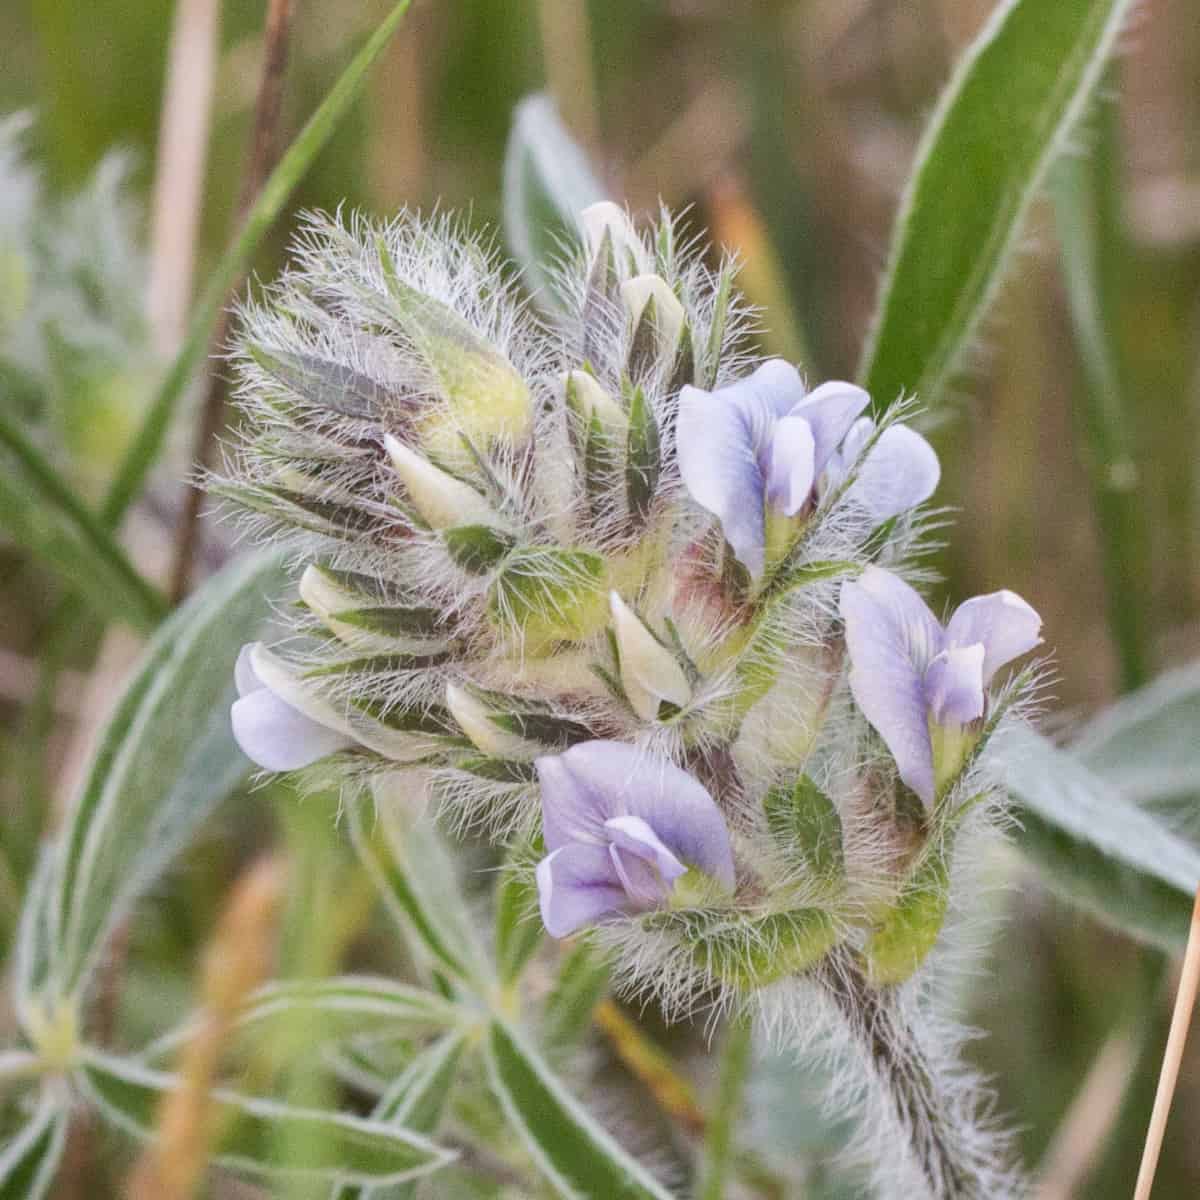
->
580, 201, 639, 263
610, 591, 692, 722
621, 274, 686, 358
445, 683, 541, 758
384, 434, 504, 531
564, 370, 628, 435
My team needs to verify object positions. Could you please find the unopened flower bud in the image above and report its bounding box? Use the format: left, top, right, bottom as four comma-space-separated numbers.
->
384, 434, 504, 531
446, 683, 542, 758
610, 592, 692, 722
621, 274, 686, 361
564, 370, 627, 435
581, 201, 639, 265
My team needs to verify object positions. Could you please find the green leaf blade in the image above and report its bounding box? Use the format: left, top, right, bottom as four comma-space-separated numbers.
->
0, 1096, 67, 1200
47, 551, 290, 1003
0, 412, 166, 630
485, 1019, 675, 1200
858, 0, 1135, 409
77, 1051, 456, 1185
1005, 729, 1200, 950
502, 94, 605, 309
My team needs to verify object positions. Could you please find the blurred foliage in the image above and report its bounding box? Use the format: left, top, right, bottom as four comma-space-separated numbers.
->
1, 1, 1199, 1197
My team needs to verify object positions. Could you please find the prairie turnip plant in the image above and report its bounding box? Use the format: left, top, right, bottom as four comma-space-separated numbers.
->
216, 202, 1044, 1199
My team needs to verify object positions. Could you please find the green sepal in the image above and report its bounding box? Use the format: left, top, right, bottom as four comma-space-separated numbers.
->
442, 523, 516, 574
626, 294, 661, 380
248, 343, 394, 420
647, 906, 839, 989
212, 481, 378, 538
764, 776, 845, 883
582, 230, 621, 362
625, 384, 660, 528
863, 805, 980, 986
456, 755, 537, 784
489, 710, 594, 750
324, 604, 445, 642
487, 546, 607, 647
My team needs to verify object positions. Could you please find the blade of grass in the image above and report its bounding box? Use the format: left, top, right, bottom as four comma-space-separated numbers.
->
0, 411, 167, 630
1052, 95, 1148, 692
169, 0, 296, 602
101, 0, 415, 530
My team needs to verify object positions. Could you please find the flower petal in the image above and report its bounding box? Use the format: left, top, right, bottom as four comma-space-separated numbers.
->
764, 414, 817, 516
844, 420, 940, 520
944, 590, 1043, 685
536, 844, 627, 938
605, 815, 687, 885
231, 688, 354, 772
235, 642, 260, 697
677, 383, 766, 576
840, 570, 939, 806
852, 566, 944, 670
741, 358, 807, 421
539, 741, 735, 887
924, 644, 986, 726
536, 752, 611, 852
791, 381, 870, 477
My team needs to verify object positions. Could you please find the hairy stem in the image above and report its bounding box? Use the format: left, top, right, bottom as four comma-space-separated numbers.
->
821, 951, 976, 1199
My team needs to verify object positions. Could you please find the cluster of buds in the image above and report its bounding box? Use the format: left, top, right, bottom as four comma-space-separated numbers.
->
219, 203, 1042, 1029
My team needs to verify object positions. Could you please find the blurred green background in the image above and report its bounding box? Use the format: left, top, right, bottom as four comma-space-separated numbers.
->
2, 1, 1199, 1196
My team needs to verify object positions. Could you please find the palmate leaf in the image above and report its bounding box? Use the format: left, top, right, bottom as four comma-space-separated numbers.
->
502, 94, 606, 309
145, 976, 464, 1063
1005, 728, 1200, 951
77, 1050, 456, 1186
485, 1019, 675, 1200
331, 1031, 467, 1200
39, 551, 289, 1006
0, 410, 165, 630
858, 0, 1136, 410
0, 1093, 67, 1200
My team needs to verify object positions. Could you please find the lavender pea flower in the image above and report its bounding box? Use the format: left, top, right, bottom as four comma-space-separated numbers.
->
232, 642, 354, 771
676, 360, 938, 578
839, 567, 1041, 807
535, 740, 735, 937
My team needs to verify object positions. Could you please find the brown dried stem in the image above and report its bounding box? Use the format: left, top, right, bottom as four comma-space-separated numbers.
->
169, 0, 296, 603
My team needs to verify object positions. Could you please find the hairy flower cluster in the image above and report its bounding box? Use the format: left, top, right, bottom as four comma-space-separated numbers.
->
217, 204, 1043, 1194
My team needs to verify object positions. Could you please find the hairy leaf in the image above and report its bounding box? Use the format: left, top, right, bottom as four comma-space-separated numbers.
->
1005, 729, 1200, 950
47, 551, 289, 1002
331, 1032, 467, 1200
485, 1019, 675, 1200
859, 0, 1135, 409
77, 1050, 456, 1185
502, 94, 605, 309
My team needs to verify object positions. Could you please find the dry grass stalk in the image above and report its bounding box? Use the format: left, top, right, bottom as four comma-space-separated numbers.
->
127, 854, 288, 1200
1133, 887, 1200, 1200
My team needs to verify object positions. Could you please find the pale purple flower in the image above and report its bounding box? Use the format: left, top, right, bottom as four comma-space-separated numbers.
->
839, 567, 1041, 806
535, 740, 735, 937
232, 642, 354, 771
676, 360, 938, 577
821, 416, 940, 522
